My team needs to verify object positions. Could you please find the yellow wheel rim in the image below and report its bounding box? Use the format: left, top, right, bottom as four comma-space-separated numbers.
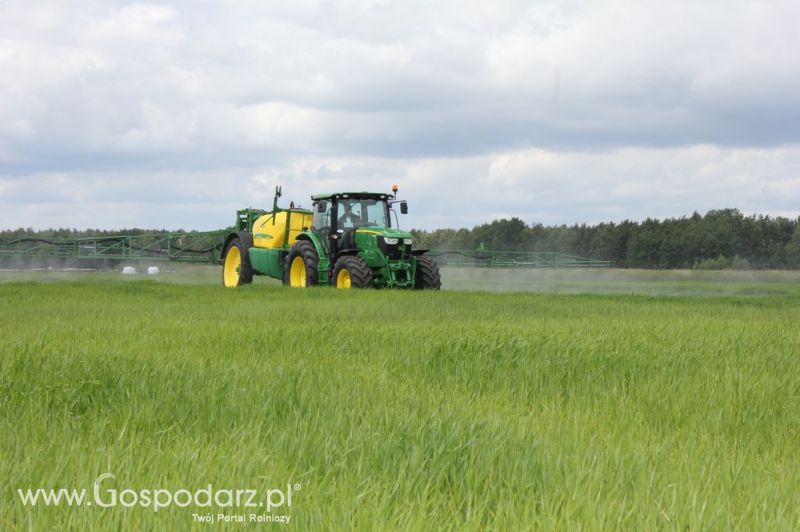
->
336, 268, 351, 288
290, 256, 307, 287
223, 246, 241, 287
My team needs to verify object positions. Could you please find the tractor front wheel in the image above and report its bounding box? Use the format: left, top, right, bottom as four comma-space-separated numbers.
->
222, 235, 254, 287
283, 241, 319, 287
332, 256, 373, 288
414, 255, 441, 290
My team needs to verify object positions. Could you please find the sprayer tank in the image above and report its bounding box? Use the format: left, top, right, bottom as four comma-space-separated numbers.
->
252, 210, 313, 249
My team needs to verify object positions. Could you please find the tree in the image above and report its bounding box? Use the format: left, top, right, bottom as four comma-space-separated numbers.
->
786, 224, 800, 268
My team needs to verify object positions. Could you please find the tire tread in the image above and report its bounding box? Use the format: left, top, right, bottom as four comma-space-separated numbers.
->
283, 240, 319, 286
414, 255, 441, 289
333, 255, 373, 288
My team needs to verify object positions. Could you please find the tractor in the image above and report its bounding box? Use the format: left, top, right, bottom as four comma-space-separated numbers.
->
221, 185, 441, 289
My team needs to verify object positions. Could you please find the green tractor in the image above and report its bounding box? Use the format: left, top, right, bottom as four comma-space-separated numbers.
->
221, 186, 441, 289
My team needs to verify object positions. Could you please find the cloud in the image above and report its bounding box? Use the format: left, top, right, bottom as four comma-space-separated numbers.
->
0, 0, 799, 229
2, 144, 798, 230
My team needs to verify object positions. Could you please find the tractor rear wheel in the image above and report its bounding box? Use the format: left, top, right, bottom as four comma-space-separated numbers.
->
283, 241, 319, 287
332, 256, 373, 288
222, 235, 254, 287
414, 255, 441, 290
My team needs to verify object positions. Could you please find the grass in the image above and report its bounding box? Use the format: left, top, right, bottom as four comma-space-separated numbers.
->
443, 267, 800, 297
1, 273, 800, 529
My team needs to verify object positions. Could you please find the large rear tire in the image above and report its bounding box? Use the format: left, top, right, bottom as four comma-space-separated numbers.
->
414, 255, 441, 290
222, 235, 254, 287
332, 255, 373, 289
283, 241, 319, 287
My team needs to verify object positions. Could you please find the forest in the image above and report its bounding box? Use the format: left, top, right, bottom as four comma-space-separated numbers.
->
3, 208, 800, 269
411, 209, 800, 269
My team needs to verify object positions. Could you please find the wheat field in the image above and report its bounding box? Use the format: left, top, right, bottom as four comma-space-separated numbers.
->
1, 272, 799, 529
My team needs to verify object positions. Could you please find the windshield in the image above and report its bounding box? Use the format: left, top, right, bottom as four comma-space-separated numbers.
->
337, 198, 389, 229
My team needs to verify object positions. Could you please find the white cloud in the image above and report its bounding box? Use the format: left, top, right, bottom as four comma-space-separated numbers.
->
0, 0, 799, 229
2, 144, 798, 230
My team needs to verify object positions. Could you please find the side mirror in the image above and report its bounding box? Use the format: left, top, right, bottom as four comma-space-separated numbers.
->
316, 201, 327, 213
400, 201, 408, 214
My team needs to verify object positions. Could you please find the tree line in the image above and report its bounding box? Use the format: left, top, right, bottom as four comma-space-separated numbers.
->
411, 209, 800, 269
3, 208, 800, 269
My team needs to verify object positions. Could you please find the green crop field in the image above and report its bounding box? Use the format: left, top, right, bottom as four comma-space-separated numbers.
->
2, 271, 800, 529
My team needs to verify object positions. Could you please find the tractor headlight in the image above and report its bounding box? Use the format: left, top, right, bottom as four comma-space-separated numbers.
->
383, 237, 399, 245
403, 238, 412, 245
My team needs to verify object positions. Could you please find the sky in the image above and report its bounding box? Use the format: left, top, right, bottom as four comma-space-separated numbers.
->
1, 0, 799, 231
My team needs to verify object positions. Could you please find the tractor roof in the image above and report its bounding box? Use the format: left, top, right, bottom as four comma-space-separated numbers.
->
311, 192, 392, 201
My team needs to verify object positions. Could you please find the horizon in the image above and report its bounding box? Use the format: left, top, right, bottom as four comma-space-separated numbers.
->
3, 205, 798, 234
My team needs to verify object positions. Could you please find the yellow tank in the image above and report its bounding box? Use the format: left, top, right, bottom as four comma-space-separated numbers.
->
252, 210, 313, 249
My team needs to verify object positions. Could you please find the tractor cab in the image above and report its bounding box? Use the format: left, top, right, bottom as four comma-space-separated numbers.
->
311, 192, 402, 254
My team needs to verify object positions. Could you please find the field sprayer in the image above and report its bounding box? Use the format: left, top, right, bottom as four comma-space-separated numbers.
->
221, 186, 441, 289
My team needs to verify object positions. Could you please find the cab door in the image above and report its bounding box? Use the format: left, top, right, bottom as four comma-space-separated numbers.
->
312, 199, 335, 255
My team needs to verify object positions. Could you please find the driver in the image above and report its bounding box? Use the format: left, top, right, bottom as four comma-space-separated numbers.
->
338, 201, 360, 228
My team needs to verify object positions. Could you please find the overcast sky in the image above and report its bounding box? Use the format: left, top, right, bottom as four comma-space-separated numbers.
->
1, 0, 798, 230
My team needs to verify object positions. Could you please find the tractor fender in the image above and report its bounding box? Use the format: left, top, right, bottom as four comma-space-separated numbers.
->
295, 231, 326, 260
411, 249, 430, 256
221, 231, 254, 260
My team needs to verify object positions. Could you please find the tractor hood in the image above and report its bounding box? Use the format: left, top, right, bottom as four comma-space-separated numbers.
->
354, 226, 416, 265
356, 227, 412, 240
